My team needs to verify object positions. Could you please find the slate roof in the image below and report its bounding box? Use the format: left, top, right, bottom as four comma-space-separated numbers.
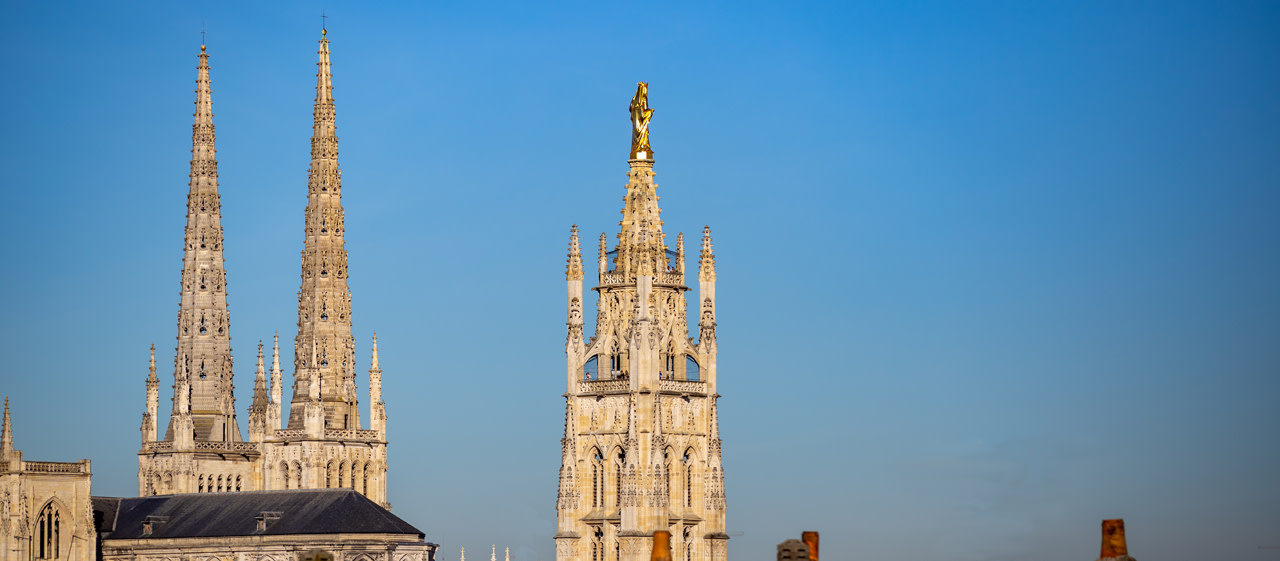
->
96, 489, 423, 540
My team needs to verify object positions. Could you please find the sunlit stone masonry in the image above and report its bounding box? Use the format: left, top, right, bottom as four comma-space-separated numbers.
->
138, 30, 389, 508
556, 83, 728, 561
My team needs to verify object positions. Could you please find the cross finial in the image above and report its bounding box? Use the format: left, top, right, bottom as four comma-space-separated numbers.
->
322, 11, 328, 31
201, 23, 206, 46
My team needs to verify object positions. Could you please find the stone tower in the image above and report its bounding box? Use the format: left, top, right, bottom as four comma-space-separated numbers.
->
139, 43, 259, 496
556, 83, 727, 561
257, 28, 389, 507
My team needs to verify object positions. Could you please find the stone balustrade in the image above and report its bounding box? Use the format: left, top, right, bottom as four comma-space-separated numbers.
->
324, 428, 382, 442
658, 379, 707, 395
579, 379, 631, 394
193, 441, 259, 453
143, 441, 175, 453
23, 461, 89, 474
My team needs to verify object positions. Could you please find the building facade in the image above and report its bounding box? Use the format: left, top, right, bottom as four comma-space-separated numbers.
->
138, 30, 389, 508
555, 84, 727, 561
0, 399, 96, 561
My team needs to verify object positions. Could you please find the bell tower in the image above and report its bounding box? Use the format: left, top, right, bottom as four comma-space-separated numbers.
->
556, 83, 727, 561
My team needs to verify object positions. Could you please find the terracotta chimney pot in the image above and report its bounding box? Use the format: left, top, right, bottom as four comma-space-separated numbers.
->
801, 531, 819, 561
651, 531, 673, 561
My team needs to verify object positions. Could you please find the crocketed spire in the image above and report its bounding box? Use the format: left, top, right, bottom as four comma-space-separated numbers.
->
288, 28, 361, 431
164, 42, 241, 444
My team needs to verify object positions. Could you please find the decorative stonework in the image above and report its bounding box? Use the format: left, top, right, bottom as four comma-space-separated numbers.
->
557, 85, 726, 561
138, 33, 390, 508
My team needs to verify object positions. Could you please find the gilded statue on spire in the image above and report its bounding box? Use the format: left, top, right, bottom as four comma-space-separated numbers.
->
629, 82, 654, 160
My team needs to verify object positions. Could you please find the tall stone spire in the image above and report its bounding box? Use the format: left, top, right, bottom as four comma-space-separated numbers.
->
288, 28, 361, 431
164, 42, 241, 444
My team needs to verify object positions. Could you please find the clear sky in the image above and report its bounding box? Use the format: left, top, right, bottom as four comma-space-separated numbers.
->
2, 1, 1278, 560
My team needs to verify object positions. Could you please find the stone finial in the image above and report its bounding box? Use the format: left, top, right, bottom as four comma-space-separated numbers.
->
148, 344, 157, 381
490, 545, 496, 561
504, 547, 510, 561
251, 341, 268, 407
598, 232, 609, 274
1098, 519, 1134, 560
801, 532, 819, 561
567, 225, 584, 281
699, 225, 716, 283
650, 531, 672, 561
370, 333, 381, 371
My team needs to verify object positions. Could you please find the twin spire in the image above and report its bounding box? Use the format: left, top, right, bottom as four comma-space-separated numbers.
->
148, 28, 381, 449
162, 36, 238, 444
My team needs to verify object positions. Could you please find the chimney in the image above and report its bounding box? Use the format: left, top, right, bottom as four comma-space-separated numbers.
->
651, 531, 673, 561
1098, 519, 1135, 561
776, 540, 809, 561
801, 531, 819, 561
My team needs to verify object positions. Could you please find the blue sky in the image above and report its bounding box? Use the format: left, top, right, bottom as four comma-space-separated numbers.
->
2, 1, 1279, 560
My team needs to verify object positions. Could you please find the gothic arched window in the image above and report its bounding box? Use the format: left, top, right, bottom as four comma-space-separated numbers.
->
590, 449, 604, 508
35, 503, 60, 559
615, 450, 626, 508
683, 449, 694, 508
685, 356, 700, 381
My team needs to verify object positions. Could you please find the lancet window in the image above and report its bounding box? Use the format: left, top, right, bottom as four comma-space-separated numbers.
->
35, 503, 59, 559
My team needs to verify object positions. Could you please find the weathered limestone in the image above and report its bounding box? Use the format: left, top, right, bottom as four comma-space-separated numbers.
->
138, 42, 258, 497
1, 399, 95, 561
259, 27, 389, 508
556, 84, 727, 561
139, 31, 390, 508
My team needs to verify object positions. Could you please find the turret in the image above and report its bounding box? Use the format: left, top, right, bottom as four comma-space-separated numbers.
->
248, 341, 269, 442
566, 226, 586, 391
142, 344, 159, 443
369, 334, 386, 437
269, 333, 283, 430
698, 225, 718, 391
1, 397, 15, 468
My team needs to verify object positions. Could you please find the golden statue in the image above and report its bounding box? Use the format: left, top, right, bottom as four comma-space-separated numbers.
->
629, 82, 654, 159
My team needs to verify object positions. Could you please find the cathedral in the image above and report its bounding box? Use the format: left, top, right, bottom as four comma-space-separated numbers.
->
136, 29, 389, 508
5, 26, 731, 561
554, 83, 728, 561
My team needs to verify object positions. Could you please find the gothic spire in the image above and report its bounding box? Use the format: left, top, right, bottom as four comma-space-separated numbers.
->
143, 344, 159, 443
566, 225, 583, 281
1, 397, 13, 460
164, 42, 241, 444
269, 333, 282, 429
249, 341, 269, 441
369, 334, 386, 436
698, 226, 716, 283
288, 27, 361, 431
